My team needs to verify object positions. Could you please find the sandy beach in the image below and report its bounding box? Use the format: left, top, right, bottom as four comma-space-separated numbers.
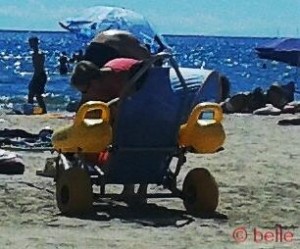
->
0, 112, 299, 249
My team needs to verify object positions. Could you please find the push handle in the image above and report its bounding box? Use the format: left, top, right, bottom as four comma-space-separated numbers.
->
187, 102, 223, 127
74, 101, 110, 126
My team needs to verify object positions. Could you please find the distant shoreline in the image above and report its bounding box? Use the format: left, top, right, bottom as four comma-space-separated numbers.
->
0, 29, 280, 39
0, 29, 68, 34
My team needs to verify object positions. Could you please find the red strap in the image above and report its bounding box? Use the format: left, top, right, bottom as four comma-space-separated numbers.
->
98, 150, 110, 165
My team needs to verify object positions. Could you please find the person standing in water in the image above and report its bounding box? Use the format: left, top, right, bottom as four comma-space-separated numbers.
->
28, 37, 47, 114
58, 51, 69, 75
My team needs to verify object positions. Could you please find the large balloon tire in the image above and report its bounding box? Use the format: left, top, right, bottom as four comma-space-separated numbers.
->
56, 167, 93, 216
182, 168, 219, 215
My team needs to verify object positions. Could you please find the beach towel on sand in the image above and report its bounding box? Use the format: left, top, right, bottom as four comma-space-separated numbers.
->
0, 128, 53, 151
0, 149, 25, 175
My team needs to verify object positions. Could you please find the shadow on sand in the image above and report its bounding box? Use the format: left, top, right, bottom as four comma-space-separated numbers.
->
66, 200, 228, 228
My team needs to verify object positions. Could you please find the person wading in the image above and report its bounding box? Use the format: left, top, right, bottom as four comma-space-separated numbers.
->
28, 37, 47, 114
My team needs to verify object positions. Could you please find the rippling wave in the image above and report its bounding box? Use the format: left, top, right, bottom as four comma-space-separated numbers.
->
0, 31, 297, 111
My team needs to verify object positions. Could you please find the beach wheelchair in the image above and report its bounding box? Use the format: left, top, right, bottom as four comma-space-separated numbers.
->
52, 52, 226, 216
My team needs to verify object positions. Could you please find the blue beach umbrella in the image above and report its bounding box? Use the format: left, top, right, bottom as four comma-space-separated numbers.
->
256, 38, 300, 94
255, 38, 300, 67
59, 5, 168, 52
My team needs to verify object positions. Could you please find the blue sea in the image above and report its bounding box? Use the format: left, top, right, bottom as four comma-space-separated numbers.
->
0, 30, 298, 111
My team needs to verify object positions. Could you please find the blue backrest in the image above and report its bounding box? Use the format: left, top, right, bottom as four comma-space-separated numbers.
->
106, 67, 186, 184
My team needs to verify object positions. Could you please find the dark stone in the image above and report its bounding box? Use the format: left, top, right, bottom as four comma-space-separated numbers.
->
66, 100, 80, 112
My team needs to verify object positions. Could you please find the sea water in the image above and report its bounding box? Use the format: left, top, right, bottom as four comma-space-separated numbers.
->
0, 30, 298, 111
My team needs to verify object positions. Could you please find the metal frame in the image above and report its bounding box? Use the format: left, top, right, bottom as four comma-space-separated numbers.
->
55, 52, 190, 201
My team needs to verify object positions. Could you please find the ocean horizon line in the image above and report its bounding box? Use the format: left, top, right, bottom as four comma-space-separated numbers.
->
0, 28, 286, 40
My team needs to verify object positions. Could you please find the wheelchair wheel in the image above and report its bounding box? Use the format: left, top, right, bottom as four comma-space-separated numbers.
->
182, 168, 219, 215
56, 167, 93, 216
